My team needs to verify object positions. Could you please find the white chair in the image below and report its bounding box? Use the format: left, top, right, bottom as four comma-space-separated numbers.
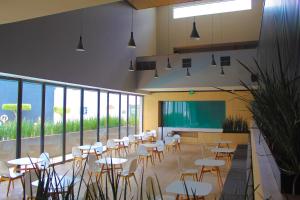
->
146, 176, 175, 200
173, 134, 181, 151
87, 154, 104, 182
177, 156, 198, 181
119, 158, 138, 191
72, 146, 86, 167
0, 161, 24, 196
165, 136, 176, 152
150, 130, 157, 138
137, 145, 153, 167
94, 146, 104, 159
106, 139, 120, 156
128, 134, 138, 150
154, 140, 165, 162
94, 142, 103, 146
24, 170, 38, 200
38, 152, 50, 169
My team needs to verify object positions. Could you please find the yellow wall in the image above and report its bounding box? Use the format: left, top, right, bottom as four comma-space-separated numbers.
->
143, 90, 252, 131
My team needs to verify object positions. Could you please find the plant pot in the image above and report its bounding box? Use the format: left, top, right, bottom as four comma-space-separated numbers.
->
260, 134, 300, 195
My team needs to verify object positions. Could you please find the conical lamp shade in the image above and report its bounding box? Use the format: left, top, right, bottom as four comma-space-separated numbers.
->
166, 58, 172, 70
211, 54, 217, 66
186, 68, 191, 77
128, 60, 134, 71
190, 22, 200, 40
128, 32, 136, 48
220, 66, 225, 76
154, 68, 159, 78
76, 35, 85, 52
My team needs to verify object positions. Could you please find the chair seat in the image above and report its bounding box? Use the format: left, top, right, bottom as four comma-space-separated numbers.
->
182, 168, 198, 174
7, 168, 23, 179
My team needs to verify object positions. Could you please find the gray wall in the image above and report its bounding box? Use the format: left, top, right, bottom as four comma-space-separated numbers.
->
136, 49, 257, 91
0, 2, 156, 92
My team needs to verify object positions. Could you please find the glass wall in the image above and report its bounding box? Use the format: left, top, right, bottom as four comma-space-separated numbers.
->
65, 88, 81, 154
44, 85, 64, 161
136, 96, 143, 134
120, 95, 128, 138
0, 79, 18, 161
21, 82, 42, 158
100, 92, 107, 141
128, 95, 136, 135
83, 90, 98, 145
108, 93, 119, 139
0, 74, 143, 161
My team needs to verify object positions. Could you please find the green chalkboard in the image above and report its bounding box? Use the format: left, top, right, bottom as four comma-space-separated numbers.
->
162, 101, 225, 128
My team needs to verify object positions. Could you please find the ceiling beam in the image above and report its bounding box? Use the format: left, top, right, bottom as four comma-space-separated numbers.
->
173, 41, 258, 54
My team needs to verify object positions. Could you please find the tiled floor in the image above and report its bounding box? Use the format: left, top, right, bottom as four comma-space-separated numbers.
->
1, 144, 231, 200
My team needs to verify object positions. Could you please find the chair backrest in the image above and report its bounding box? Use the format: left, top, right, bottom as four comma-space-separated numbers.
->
150, 130, 157, 137
0, 161, 10, 177
123, 137, 129, 146
173, 134, 181, 142
72, 147, 82, 157
94, 146, 103, 154
39, 152, 50, 169
24, 170, 38, 197
94, 142, 103, 146
87, 154, 97, 172
128, 135, 135, 142
165, 136, 175, 145
107, 139, 116, 148
156, 140, 164, 151
137, 145, 148, 155
128, 159, 138, 174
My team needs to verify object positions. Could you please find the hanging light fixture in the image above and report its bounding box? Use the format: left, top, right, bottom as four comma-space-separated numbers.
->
128, 9, 136, 48
76, 11, 85, 52
190, 17, 200, 40
166, 2, 172, 70
220, 66, 225, 76
128, 60, 134, 71
154, 68, 159, 78
186, 67, 191, 77
211, 54, 217, 66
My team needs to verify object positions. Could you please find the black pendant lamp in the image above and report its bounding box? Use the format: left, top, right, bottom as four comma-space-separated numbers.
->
186, 67, 191, 77
128, 60, 134, 71
76, 35, 85, 52
211, 54, 217, 67
154, 68, 159, 78
190, 17, 200, 40
128, 9, 136, 48
220, 66, 225, 76
166, 58, 172, 70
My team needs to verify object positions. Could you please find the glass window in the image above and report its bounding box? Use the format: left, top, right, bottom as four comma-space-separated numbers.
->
44, 85, 64, 162
120, 95, 128, 138
21, 82, 42, 158
128, 95, 136, 135
100, 92, 107, 142
83, 90, 98, 145
65, 88, 81, 154
108, 93, 119, 139
136, 96, 143, 134
0, 79, 18, 161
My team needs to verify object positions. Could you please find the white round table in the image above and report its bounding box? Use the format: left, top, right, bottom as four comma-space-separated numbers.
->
8, 157, 40, 171
194, 159, 225, 189
78, 145, 103, 151
211, 147, 235, 162
166, 180, 212, 198
96, 157, 128, 165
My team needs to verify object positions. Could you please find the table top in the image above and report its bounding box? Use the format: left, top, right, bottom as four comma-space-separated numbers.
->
95, 157, 128, 165
194, 159, 225, 167
211, 147, 235, 153
215, 140, 232, 144
166, 181, 212, 196
78, 145, 106, 151
8, 157, 40, 165
142, 143, 158, 148
32, 175, 80, 188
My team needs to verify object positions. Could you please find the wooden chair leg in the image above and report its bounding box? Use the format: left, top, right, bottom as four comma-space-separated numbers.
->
133, 174, 138, 186
127, 177, 132, 191
7, 179, 11, 196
